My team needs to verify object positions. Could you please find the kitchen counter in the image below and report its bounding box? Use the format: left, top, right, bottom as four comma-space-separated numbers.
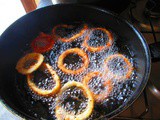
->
0, 103, 21, 120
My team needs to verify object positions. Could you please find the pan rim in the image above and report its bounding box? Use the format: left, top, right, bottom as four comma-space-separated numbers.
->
0, 4, 151, 119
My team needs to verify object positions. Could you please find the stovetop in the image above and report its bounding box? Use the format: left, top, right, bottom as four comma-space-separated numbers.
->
38, 0, 160, 119
113, 0, 160, 119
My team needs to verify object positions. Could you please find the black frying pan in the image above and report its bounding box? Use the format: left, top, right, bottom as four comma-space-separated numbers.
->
0, 4, 151, 119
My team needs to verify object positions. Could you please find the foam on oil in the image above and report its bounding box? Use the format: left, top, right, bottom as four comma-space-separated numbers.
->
15, 23, 138, 119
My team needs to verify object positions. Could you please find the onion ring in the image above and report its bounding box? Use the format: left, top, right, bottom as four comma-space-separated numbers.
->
31, 32, 55, 53
16, 53, 44, 75
52, 24, 88, 42
58, 48, 89, 74
55, 81, 94, 120
82, 27, 113, 52
27, 63, 61, 97
83, 72, 113, 102
105, 54, 133, 80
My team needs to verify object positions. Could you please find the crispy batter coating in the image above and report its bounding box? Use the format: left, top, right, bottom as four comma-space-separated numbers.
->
55, 81, 94, 120
58, 48, 89, 75
52, 24, 88, 42
83, 27, 113, 52
83, 72, 113, 102
16, 53, 44, 75
31, 32, 55, 53
105, 54, 133, 80
27, 63, 61, 97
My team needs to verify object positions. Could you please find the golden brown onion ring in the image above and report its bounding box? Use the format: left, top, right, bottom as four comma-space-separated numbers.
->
83, 72, 113, 102
16, 53, 44, 75
105, 54, 133, 80
58, 48, 89, 75
55, 81, 94, 120
52, 24, 88, 42
27, 63, 61, 97
82, 27, 113, 52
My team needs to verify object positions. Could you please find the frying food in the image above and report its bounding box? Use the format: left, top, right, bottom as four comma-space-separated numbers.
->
16, 53, 44, 75
82, 27, 113, 52
82, 72, 113, 102
55, 81, 94, 120
58, 48, 89, 74
27, 63, 61, 97
15, 23, 135, 120
52, 24, 88, 42
31, 32, 55, 53
105, 54, 133, 80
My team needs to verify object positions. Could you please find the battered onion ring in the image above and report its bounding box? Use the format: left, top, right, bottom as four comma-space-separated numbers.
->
31, 32, 55, 53
58, 48, 89, 75
55, 81, 94, 120
27, 63, 61, 97
52, 24, 88, 42
83, 72, 113, 102
105, 54, 133, 80
82, 27, 113, 52
16, 53, 44, 75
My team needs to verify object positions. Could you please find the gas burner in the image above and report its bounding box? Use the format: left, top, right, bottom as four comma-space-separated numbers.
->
130, 0, 160, 31
145, 0, 160, 18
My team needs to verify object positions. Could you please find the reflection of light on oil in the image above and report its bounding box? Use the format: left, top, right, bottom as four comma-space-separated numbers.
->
24, 23, 137, 119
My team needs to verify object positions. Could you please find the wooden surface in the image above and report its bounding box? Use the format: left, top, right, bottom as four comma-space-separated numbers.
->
21, 0, 38, 13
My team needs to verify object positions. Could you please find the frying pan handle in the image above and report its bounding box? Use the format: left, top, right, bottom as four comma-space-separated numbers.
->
147, 42, 160, 99
149, 42, 160, 62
